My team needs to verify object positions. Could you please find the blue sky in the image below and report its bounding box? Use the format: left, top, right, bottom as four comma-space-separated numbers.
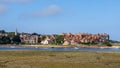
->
0, 0, 120, 40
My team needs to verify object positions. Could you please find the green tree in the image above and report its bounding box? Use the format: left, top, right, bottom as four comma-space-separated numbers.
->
32, 33, 38, 35
55, 35, 64, 45
0, 36, 11, 44
103, 40, 112, 46
41, 35, 46, 41
0, 30, 5, 33
8, 32, 15, 37
12, 35, 21, 44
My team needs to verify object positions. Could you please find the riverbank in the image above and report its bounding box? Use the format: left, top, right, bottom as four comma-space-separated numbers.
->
0, 51, 120, 68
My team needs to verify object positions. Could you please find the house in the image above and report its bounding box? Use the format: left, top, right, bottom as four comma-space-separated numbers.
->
41, 35, 55, 45
61, 33, 109, 45
63, 41, 70, 45
20, 33, 39, 44
41, 40, 52, 45
0, 33, 8, 37
70, 40, 79, 45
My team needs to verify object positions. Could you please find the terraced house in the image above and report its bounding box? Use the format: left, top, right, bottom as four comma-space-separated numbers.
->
20, 32, 109, 45
20, 33, 39, 44
61, 33, 109, 45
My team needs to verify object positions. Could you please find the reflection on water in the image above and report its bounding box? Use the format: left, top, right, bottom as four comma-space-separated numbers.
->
0, 46, 120, 52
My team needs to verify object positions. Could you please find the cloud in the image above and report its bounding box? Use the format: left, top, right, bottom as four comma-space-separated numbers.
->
26, 5, 62, 17
0, 6, 8, 14
0, 0, 31, 3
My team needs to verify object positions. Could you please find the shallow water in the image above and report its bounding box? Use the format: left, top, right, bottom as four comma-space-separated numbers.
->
0, 46, 120, 52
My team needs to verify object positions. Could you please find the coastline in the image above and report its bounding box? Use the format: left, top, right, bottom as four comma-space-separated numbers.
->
21, 45, 75, 48
19, 45, 120, 48
8, 45, 120, 48
0, 44, 120, 49
0, 45, 120, 52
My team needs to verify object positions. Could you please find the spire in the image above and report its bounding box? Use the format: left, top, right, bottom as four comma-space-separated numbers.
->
15, 28, 18, 36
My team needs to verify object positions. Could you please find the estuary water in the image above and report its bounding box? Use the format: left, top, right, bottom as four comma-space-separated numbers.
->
0, 46, 120, 52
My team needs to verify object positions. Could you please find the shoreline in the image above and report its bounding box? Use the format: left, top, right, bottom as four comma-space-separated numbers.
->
1, 44, 120, 49
21, 45, 120, 48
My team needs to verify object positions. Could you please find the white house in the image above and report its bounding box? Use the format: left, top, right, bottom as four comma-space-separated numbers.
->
41, 40, 51, 45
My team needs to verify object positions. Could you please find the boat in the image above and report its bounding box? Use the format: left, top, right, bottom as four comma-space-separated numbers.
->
74, 47, 79, 49
10, 46, 15, 48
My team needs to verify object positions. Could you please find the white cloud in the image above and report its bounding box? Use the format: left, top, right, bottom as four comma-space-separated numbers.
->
0, 6, 8, 14
28, 5, 62, 17
0, 0, 31, 3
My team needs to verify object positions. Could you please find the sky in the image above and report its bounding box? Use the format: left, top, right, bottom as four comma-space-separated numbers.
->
0, 0, 120, 41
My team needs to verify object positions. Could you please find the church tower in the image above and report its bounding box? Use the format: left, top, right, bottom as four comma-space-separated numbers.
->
15, 28, 18, 36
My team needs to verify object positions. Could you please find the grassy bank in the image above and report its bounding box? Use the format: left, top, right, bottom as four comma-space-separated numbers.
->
112, 43, 120, 46
0, 51, 120, 68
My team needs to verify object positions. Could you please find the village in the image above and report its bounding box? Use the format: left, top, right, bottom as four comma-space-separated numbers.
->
0, 29, 110, 46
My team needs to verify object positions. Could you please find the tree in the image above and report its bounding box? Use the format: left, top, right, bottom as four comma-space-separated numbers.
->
0, 36, 11, 44
8, 32, 15, 37
41, 35, 46, 41
103, 40, 112, 46
55, 35, 64, 45
3, 36, 11, 44
32, 33, 38, 35
12, 35, 21, 44
0, 30, 5, 33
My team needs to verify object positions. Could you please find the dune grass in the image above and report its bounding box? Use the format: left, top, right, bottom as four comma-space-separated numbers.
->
0, 51, 120, 68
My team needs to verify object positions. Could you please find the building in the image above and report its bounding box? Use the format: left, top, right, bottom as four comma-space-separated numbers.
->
61, 33, 109, 45
41, 35, 55, 45
15, 29, 18, 36
20, 33, 39, 44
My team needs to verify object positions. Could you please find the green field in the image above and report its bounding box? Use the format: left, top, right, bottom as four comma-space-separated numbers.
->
0, 51, 120, 68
